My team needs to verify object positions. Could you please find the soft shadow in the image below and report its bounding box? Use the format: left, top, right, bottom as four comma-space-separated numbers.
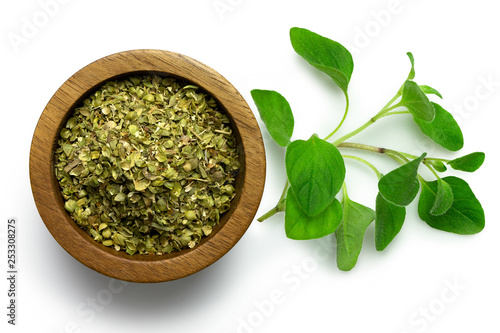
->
57, 243, 244, 321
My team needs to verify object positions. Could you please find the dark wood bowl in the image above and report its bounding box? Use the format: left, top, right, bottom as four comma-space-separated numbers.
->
29, 50, 266, 283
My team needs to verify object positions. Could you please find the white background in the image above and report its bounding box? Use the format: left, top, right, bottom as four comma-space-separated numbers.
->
1, 0, 499, 332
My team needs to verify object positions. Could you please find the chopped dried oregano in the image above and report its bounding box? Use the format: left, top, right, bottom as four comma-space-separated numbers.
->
55, 74, 240, 255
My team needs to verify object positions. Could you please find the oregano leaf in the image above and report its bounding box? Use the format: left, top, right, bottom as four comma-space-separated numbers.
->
285, 188, 343, 240
286, 135, 345, 216
406, 52, 415, 80
378, 153, 426, 206
400, 81, 435, 122
375, 193, 406, 251
336, 195, 375, 271
429, 160, 447, 172
251, 89, 294, 147
413, 102, 464, 151
419, 85, 443, 99
430, 178, 454, 216
448, 152, 485, 172
290, 27, 354, 95
418, 176, 484, 234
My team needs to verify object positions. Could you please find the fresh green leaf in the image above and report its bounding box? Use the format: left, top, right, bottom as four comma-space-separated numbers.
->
406, 52, 415, 80
336, 194, 375, 271
448, 152, 485, 172
375, 193, 406, 251
429, 160, 447, 172
286, 135, 345, 216
285, 188, 343, 240
419, 85, 443, 99
399, 81, 435, 122
418, 176, 484, 234
290, 27, 354, 95
413, 102, 463, 151
430, 178, 454, 216
250, 89, 294, 147
378, 153, 426, 206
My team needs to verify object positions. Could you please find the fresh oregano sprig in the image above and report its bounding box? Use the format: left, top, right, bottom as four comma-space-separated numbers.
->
252, 27, 485, 271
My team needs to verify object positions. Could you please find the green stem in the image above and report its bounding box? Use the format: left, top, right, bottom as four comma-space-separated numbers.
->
257, 180, 289, 222
379, 110, 411, 118
425, 157, 450, 163
337, 141, 411, 167
397, 151, 418, 160
337, 141, 412, 161
342, 182, 349, 201
386, 151, 408, 165
256, 206, 280, 222
343, 155, 382, 179
424, 162, 441, 180
332, 91, 402, 146
337, 142, 385, 153
325, 93, 350, 140
332, 117, 376, 146
417, 174, 427, 186
278, 180, 289, 204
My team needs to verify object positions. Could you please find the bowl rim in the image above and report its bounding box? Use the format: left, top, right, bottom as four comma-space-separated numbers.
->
29, 49, 266, 283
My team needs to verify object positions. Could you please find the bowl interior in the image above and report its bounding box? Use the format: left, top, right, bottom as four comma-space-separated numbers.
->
51, 70, 247, 261
30, 50, 265, 282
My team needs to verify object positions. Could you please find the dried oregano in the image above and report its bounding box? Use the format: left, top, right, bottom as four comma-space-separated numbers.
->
55, 74, 240, 255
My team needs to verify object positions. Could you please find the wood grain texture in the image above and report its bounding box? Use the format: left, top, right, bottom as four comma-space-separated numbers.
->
29, 50, 266, 283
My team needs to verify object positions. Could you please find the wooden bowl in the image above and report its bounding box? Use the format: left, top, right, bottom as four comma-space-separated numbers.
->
29, 50, 266, 283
